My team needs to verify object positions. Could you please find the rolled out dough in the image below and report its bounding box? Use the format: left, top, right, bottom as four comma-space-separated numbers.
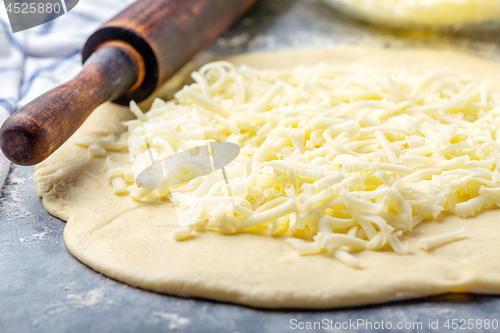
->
35, 47, 500, 309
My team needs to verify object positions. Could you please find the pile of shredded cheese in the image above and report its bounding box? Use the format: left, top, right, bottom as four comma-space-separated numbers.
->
75, 60, 500, 267
322, 0, 500, 30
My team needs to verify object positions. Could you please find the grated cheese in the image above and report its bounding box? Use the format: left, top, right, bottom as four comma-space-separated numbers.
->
78, 60, 500, 267
417, 228, 465, 250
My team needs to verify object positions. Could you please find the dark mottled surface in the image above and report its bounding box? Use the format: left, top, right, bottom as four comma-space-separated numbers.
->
2, 1, 500, 332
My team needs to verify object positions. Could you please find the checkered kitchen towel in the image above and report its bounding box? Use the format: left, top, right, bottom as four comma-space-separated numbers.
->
0, 0, 135, 189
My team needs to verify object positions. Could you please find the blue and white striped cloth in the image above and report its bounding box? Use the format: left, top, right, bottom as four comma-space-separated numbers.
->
0, 0, 135, 188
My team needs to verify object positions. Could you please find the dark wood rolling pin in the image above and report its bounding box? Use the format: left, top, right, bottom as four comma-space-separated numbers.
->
0, 0, 257, 166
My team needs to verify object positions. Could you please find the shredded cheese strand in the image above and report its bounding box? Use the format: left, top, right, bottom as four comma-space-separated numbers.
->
417, 228, 465, 250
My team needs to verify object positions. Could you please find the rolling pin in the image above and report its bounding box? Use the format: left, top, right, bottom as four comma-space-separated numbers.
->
0, 0, 257, 166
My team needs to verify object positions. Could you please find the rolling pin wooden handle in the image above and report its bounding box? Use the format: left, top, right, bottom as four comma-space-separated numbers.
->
0, 44, 140, 166
0, 0, 258, 166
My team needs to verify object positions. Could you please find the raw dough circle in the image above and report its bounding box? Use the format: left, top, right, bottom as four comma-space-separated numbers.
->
35, 47, 500, 309
323, 0, 500, 31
